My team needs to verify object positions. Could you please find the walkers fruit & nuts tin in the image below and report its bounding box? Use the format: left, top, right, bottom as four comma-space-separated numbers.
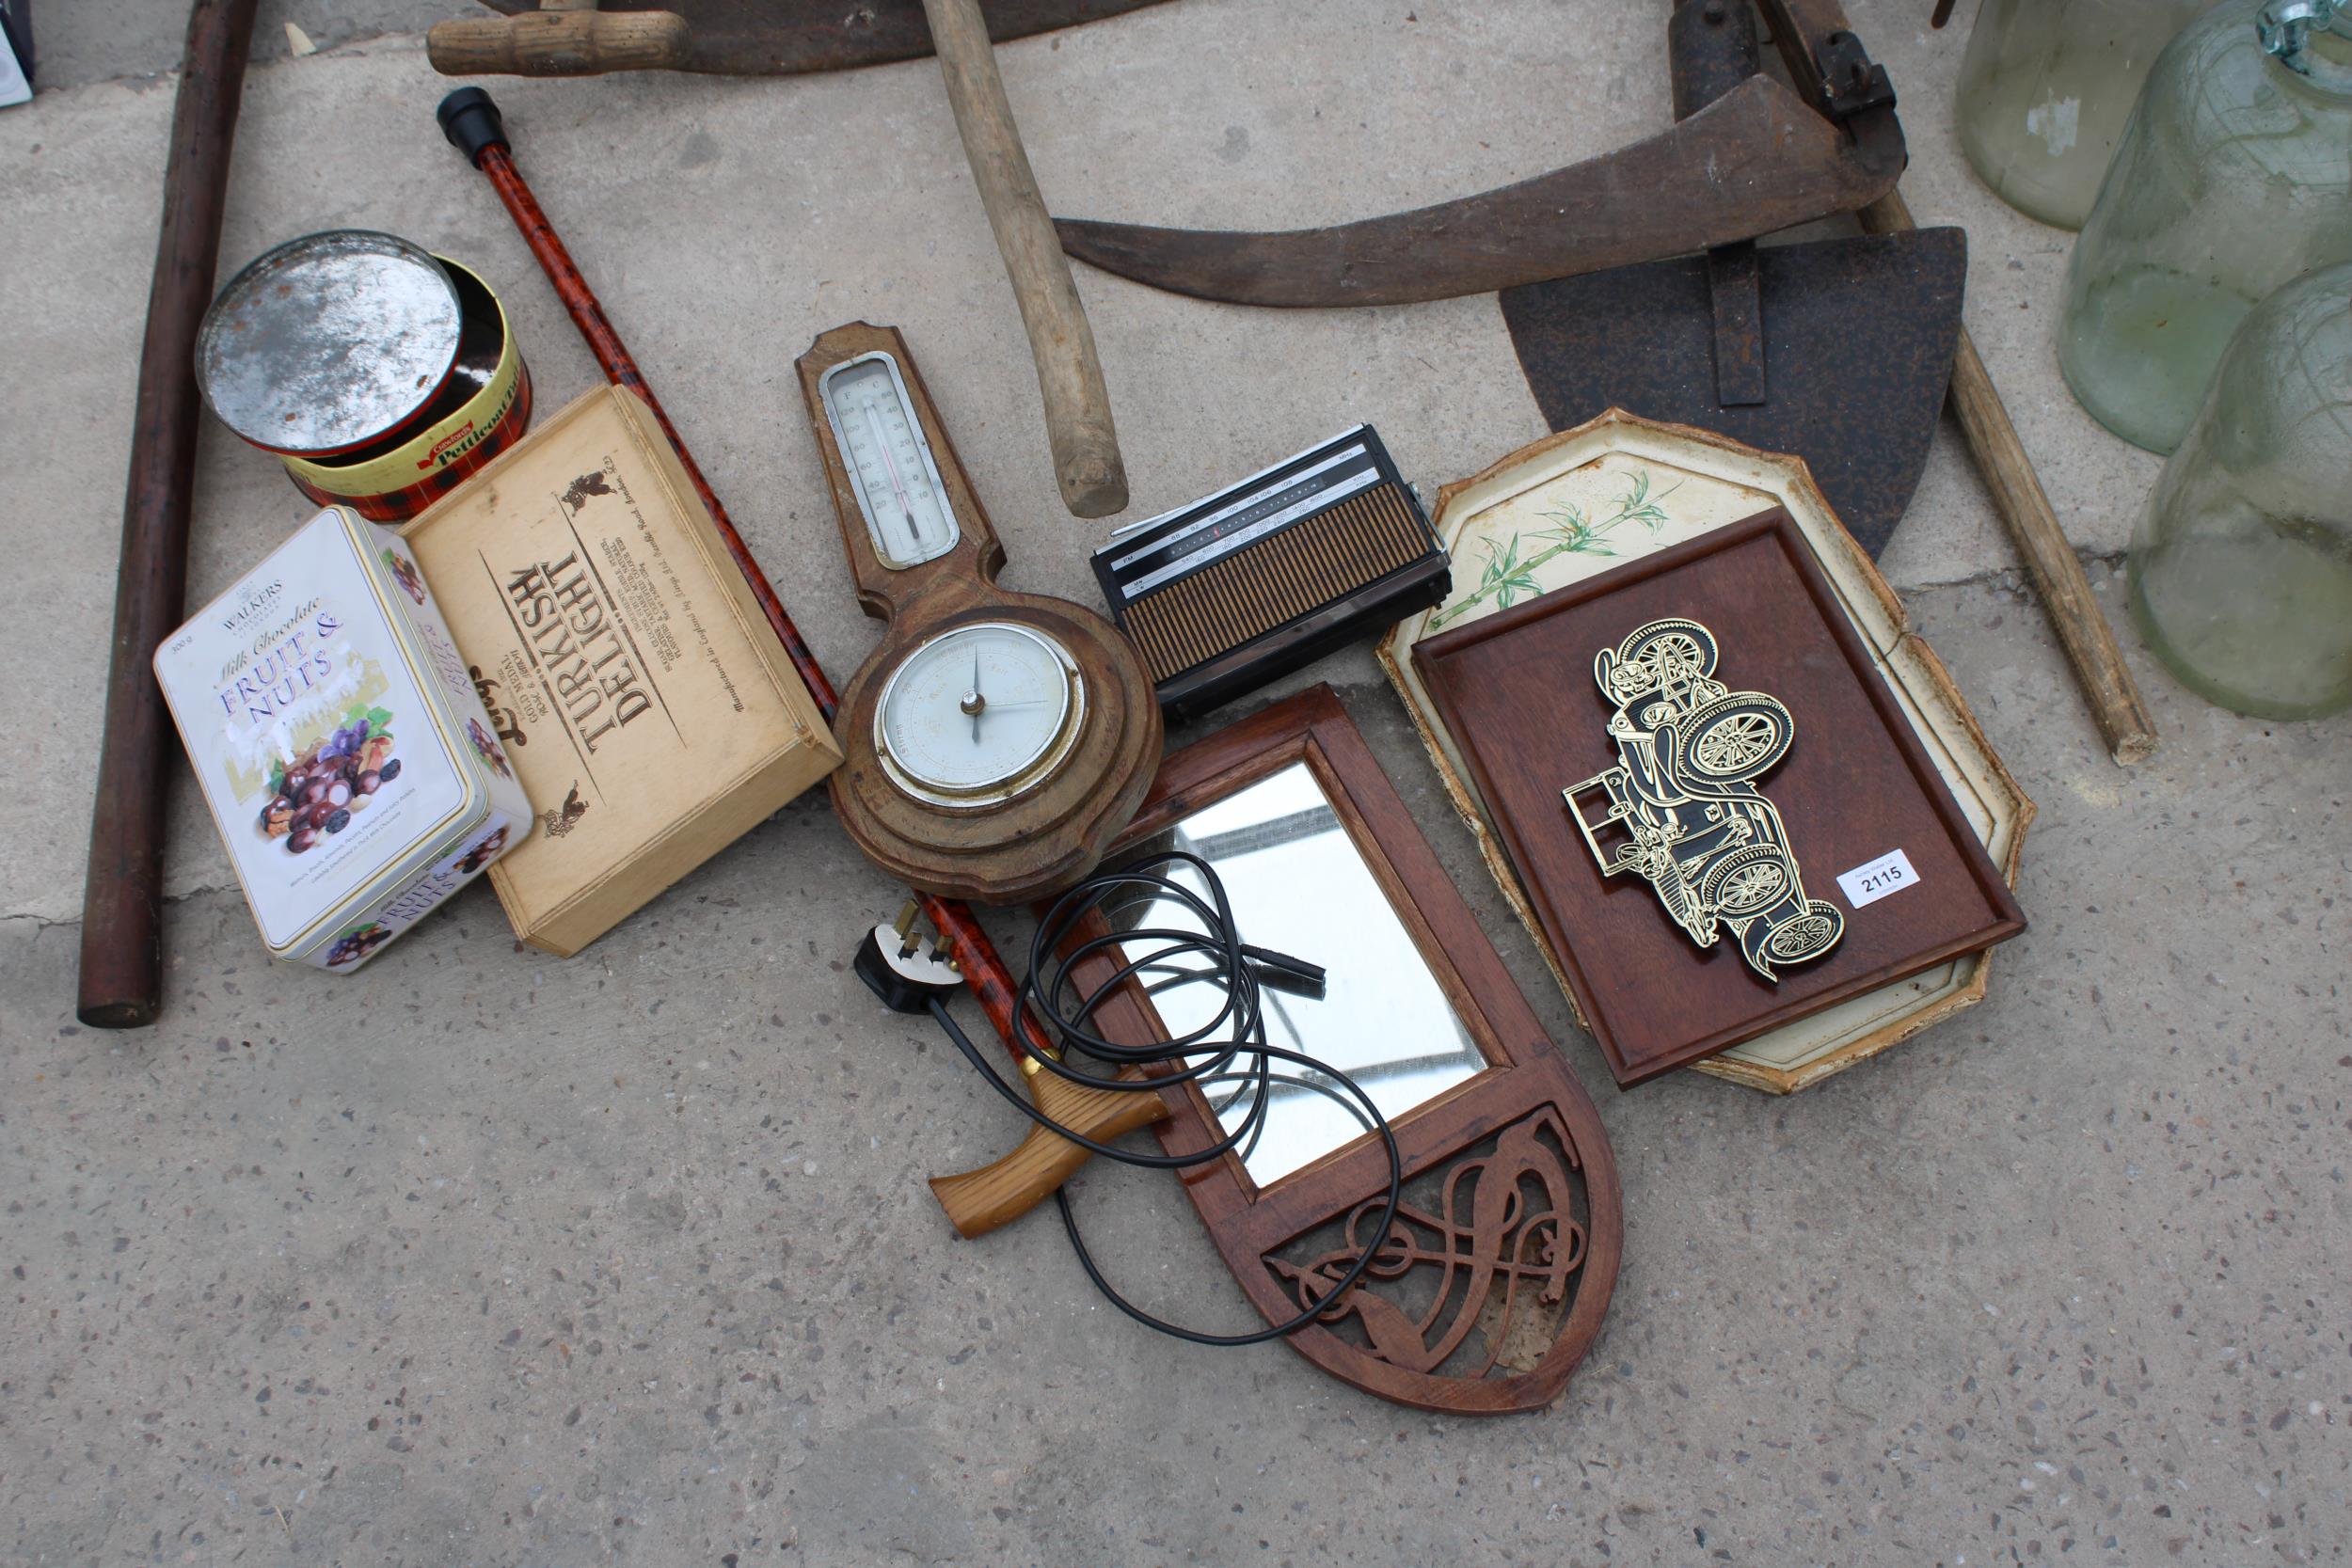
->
153, 506, 534, 970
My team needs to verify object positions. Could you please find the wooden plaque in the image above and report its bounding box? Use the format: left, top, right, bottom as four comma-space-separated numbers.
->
1379, 410, 2034, 1093
1413, 509, 2026, 1087
1060, 686, 1623, 1413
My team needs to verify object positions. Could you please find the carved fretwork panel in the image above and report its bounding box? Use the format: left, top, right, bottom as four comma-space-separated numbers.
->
1265, 1106, 1594, 1382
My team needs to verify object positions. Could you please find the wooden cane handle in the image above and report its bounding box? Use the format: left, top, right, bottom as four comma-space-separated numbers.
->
918, 0, 1128, 518
427, 10, 691, 77
78, 0, 262, 1030
1858, 189, 2161, 767
929, 1064, 1170, 1238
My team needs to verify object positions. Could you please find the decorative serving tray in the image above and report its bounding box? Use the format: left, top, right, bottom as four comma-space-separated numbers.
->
1378, 410, 2035, 1093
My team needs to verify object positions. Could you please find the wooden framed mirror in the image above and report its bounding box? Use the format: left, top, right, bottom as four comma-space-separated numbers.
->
1060, 686, 1623, 1413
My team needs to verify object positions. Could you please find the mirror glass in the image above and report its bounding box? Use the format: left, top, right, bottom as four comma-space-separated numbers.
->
1111, 762, 1487, 1184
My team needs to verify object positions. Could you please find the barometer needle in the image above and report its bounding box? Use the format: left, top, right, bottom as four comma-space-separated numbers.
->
970, 648, 982, 744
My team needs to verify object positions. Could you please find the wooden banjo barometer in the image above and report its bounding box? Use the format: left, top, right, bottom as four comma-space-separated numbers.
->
796, 323, 1160, 904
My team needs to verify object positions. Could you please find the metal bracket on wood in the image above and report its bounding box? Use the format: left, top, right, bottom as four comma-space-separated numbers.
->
1818, 30, 1897, 121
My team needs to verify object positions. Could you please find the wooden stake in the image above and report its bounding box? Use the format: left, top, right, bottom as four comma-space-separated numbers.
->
1859, 189, 2160, 766
78, 0, 262, 1028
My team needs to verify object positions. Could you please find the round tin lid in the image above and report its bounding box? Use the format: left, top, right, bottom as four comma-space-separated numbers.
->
197, 230, 464, 455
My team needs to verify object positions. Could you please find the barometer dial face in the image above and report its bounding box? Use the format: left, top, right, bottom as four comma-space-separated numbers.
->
874, 621, 1084, 808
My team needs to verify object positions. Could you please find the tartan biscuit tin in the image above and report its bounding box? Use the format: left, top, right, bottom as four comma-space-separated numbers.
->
197, 233, 532, 523
153, 506, 534, 970
278, 258, 533, 523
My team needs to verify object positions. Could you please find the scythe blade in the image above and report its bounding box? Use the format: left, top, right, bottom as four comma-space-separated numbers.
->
1051, 71, 1903, 309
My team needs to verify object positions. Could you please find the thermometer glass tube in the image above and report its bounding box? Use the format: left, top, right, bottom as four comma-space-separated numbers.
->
819, 353, 961, 569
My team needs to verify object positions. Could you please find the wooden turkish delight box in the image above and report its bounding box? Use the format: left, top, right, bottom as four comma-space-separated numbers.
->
401, 385, 841, 957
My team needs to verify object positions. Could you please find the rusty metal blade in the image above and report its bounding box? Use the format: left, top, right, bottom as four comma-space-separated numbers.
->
474, 0, 1179, 74
1499, 229, 1968, 557
1052, 75, 1904, 308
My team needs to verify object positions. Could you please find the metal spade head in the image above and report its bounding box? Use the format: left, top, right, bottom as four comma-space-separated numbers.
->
1499, 227, 1967, 558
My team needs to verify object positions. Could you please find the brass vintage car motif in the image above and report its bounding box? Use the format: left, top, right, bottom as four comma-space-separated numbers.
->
1564, 618, 1843, 980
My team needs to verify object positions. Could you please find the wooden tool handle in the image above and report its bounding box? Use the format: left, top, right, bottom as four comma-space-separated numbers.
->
1858, 190, 2160, 767
427, 9, 691, 77
929, 1062, 1170, 1238
919, 0, 1128, 518
77, 0, 261, 1029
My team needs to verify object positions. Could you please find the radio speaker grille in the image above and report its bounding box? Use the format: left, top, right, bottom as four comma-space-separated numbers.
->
1121, 484, 1430, 683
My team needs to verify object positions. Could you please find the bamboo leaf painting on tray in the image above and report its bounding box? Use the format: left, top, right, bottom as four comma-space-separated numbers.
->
1428, 467, 1679, 631
1423, 459, 1713, 633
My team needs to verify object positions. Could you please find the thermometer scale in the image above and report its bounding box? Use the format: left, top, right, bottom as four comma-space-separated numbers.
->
798, 323, 1160, 903
819, 353, 959, 569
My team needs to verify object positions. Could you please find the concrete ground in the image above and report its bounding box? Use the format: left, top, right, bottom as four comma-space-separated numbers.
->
4, 2, 2346, 1564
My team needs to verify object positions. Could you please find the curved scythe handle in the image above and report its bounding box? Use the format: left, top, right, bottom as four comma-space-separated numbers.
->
930, 1063, 1170, 1238
428, 8, 692, 77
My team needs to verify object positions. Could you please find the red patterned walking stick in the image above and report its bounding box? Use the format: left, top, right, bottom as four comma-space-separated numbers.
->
436, 87, 1052, 1065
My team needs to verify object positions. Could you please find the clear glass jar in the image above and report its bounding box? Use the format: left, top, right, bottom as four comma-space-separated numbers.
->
2058, 0, 2352, 454
1954, 0, 2214, 230
2129, 261, 2352, 718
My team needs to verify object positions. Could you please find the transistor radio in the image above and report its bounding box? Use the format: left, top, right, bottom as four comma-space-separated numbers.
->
1092, 426, 1448, 721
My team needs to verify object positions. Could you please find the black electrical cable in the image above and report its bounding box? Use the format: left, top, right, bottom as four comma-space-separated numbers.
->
922, 849, 1406, 1347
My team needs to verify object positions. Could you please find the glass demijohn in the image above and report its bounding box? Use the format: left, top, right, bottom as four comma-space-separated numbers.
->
2058, 0, 2352, 453
2129, 262, 2352, 719
1954, 0, 2214, 230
